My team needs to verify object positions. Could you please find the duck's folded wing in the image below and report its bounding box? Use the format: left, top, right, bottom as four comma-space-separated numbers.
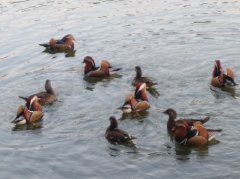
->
134, 101, 150, 112
87, 70, 106, 77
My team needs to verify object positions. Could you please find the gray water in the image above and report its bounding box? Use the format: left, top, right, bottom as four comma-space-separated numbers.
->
1, 0, 240, 178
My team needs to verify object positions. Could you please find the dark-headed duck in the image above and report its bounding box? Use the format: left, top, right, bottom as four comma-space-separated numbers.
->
132, 66, 157, 88
163, 108, 209, 132
19, 80, 57, 106
173, 120, 221, 147
82, 56, 121, 78
121, 83, 150, 113
12, 95, 44, 125
105, 116, 136, 144
211, 60, 237, 87
39, 34, 75, 51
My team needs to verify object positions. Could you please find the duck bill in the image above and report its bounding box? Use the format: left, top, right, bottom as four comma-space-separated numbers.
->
137, 83, 146, 93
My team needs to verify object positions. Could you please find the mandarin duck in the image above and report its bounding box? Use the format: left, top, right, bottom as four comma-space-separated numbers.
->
82, 56, 121, 78
19, 80, 57, 106
105, 116, 136, 144
163, 108, 209, 132
12, 95, 44, 125
121, 83, 150, 113
211, 60, 237, 87
39, 34, 75, 51
173, 120, 221, 147
132, 66, 157, 88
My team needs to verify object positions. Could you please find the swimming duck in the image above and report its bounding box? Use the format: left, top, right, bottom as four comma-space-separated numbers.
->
211, 60, 237, 87
121, 83, 150, 113
163, 108, 209, 132
19, 80, 57, 106
132, 66, 157, 88
12, 95, 44, 125
173, 120, 221, 147
82, 56, 121, 78
39, 34, 75, 51
105, 116, 136, 144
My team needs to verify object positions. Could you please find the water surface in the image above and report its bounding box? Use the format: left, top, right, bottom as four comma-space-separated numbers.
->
1, 0, 240, 178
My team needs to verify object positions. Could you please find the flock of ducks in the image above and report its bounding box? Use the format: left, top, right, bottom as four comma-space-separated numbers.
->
11, 34, 237, 148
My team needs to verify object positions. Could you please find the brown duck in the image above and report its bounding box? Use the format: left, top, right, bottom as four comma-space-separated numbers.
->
39, 34, 75, 51
211, 60, 237, 87
132, 66, 157, 88
82, 56, 121, 78
121, 83, 150, 113
163, 108, 209, 132
19, 80, 57, 106
105, 116, 136, 144
173, 120, 221, 147
12, 95, 44, 125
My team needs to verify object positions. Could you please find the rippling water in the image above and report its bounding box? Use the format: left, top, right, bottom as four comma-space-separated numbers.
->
1, 0, 240, 178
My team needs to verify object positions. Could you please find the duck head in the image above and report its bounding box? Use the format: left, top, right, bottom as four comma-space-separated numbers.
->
163, 108, 177, 131
135, 66, 142, 79
82, 56, 97, 74
61, 34, 75, 42
61, 34, 75, 50
135, 83, 148, 101
212, 60, 223, 77
45, 79, 54, 94
108, 116, 118, 130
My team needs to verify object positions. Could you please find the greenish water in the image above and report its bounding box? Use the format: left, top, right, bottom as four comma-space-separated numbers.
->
0, 0, 240, 178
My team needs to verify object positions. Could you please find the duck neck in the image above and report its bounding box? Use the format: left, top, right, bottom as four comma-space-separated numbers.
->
167, 115, 176, 131
45, 81, 54, 94
136, 69, 142, 79
109, 121, 118, 130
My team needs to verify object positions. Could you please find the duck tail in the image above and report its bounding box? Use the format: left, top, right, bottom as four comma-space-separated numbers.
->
207, 128, 222, 132
39, 43, 50, 48
11, 112, 24, 123
111, 67, 122, 72
201, 116, 210, 124
18, 96, 28, 101
130, 136, 137, 140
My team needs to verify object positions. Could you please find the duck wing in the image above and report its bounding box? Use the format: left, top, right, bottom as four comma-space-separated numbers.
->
179, 116, 210, 126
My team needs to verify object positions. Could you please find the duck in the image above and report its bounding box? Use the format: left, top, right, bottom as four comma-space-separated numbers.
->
105, 116, 136, 144
19, 80, 57, 106
39, 34, 75, 51
211, 60, 237, 87
12, 95, 44, 125
173, 120, 221, 147
82, 56, 121, 78
163, 108, 209, 132
121, 83, 150, 113
132, 66, 157, 88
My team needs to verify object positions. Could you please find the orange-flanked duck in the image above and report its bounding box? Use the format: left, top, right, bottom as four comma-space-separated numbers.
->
173, 120, 221, 147
211, 60, 237, 87
132, 66, 157, 88
39, 34, 75, 51
82, 56, 121, 78
163, 108, 209, 132
12, 95, 44, 125
105, 116, 136, 144
19, 80, 57, 106
121, 83, 150, 113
